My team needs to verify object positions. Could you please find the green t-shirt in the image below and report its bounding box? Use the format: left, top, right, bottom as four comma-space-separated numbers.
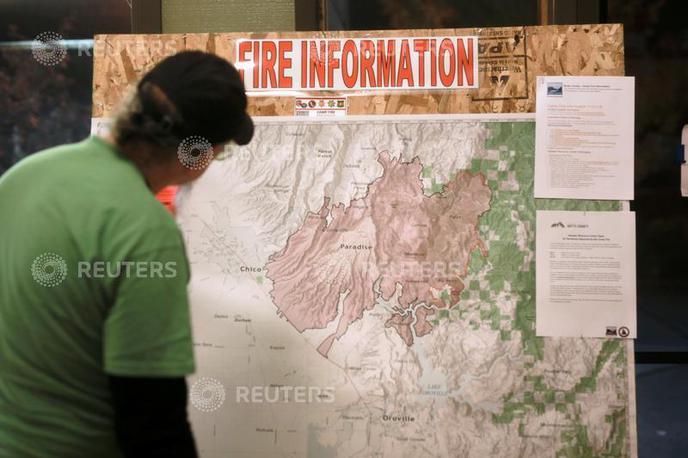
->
0, 137, 195, 457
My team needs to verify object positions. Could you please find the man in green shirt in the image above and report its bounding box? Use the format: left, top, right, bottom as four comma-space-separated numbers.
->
0, 51, 253, 457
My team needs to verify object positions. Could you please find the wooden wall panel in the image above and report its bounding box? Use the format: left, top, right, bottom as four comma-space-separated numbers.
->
92, 24, 624, 118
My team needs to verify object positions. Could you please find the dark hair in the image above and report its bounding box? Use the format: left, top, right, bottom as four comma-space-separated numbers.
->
113, 51, 253, 149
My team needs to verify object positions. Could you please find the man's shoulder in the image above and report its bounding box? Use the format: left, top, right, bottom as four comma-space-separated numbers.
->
104, 196, 184, 254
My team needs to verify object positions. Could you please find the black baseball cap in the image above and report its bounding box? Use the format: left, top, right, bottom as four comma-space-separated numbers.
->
138, 50, 254, 145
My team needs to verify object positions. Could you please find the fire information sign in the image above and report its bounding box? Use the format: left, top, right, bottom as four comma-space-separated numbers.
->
235, 36, 478, 91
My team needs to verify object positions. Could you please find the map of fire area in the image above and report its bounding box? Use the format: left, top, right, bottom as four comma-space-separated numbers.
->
175, 115, 636, 458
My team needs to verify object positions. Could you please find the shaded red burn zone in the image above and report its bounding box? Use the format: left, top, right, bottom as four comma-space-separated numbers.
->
265, 151, 491, 355
265, 196, 378, 338
414, 306, 435, 338
384, 312, 415, 346
372, 153, 491, 345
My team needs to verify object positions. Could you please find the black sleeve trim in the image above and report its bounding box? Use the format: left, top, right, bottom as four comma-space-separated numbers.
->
109, 375, 198, 458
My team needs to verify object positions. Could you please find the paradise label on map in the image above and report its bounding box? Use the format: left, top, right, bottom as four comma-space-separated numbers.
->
235, 37, 478, 91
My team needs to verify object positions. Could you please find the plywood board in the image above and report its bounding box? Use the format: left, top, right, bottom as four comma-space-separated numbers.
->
92, 24, 624, 117
89, 24, 635, 458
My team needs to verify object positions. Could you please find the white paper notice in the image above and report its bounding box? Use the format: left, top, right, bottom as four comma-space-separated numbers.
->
90, 117, 111, 136
536, 210, 636, 338
534, 76, 635, 200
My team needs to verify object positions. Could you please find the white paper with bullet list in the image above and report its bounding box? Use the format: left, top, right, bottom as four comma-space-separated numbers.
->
534, 76, 635, 200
